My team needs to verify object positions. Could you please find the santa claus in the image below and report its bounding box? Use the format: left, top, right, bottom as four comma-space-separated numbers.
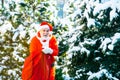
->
22, 21, 59, 80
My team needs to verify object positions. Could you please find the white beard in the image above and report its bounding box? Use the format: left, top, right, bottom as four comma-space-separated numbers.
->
36, 35, 52, 49
41, 36, 49, 41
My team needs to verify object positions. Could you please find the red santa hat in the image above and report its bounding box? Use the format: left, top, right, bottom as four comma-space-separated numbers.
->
40, 21, 53, 31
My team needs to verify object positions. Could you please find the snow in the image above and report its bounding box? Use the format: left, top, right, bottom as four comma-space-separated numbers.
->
62, 74, 71, 80
1, 0, 120, 79
0, 67, 3, 72
108, 33, 120, 50
8, 70, 16, 75
68, 34, 77, 43
94, 57, 102, 61
93, 0, 120, 21
110, 9, 118, 21
59, 18, 73, 29
88, 69, 119, 80
28, 29, 36, 43
100, 38, 112, 52
19, 30, 26, 39
83, 9, 89, 20
0, 18, 3, 24
12, 44, 24, 62
62, 67, 73, 80
0, 21, 13, 35
71, 46, 80, 51
111, 33, 120, 44
108, 44, 114, 50
81, 47, 90, 56
2, 57, 9, 64
13, 50, 24, 62
98, 33, 120, 52
12, 32, 19, 41
18, 25, 26, 39
87, 19, 95, 28
75, 69, 85, 78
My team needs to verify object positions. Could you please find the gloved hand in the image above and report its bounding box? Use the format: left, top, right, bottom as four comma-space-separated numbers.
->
42, 47, 53, 54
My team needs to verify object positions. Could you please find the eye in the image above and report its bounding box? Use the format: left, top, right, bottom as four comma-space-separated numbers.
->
43, 30, 45, 32
46, 30, 49, 32
42, 28, 49, 32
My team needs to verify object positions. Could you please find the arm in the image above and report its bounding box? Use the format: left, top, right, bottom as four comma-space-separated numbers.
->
49, 36, 59, 56
29, 37, 42, 59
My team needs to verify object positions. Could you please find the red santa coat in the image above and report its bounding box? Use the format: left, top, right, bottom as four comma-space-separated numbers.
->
22, 34, 59, 80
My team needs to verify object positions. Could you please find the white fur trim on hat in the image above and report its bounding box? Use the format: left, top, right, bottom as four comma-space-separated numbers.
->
39, 25, 50, 30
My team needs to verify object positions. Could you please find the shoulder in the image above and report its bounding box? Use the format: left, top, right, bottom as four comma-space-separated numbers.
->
30, 36, 39, 43
50, 35, 57, 41
49, 35, 58, 44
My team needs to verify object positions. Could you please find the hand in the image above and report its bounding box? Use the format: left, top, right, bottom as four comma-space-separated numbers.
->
42, 47, 53, 54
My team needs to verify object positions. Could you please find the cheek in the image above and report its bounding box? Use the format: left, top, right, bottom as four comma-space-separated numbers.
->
39, 31, 43, 35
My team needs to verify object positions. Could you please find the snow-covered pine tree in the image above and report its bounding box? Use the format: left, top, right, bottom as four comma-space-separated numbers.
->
58, 0, 120, 79
0, 0, 59, 79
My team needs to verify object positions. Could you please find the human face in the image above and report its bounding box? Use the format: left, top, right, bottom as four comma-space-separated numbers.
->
39, 28, 50, 37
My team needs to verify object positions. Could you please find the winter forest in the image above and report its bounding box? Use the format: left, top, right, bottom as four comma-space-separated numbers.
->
0, 0, 120, 80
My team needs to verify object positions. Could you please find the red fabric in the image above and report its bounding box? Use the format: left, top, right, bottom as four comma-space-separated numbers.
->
22, 35, 59, 80
40, 21, 53, 31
